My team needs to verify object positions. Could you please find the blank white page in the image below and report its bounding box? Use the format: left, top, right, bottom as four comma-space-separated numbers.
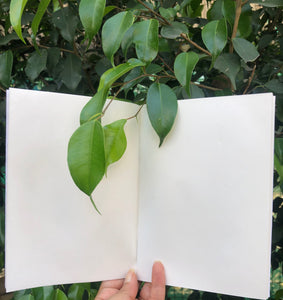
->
137, 93, 275, 299
5, 88, 139, 291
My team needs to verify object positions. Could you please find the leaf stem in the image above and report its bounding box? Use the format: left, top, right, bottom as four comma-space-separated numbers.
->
180, 33, 212, 57
127, 104, 144, 120
243, 64, 256, 94
90, 195, 101, 215
191, 82, 222, 91
230, 0, 242, 53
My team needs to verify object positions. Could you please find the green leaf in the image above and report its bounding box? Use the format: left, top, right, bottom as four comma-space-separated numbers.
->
104, 6, 117, 16
190, 84, 205, 98
147, 83, 178, 146
133, 19, 159, 63
221, 0, 235, 26
46, 47, 60, 74
104, 119, 127, 170
61, 53, 82, 90
161, 22, 188, 39
52, 0, 60, 12
0, 50, 13, 88
123, 67, 143, 95
98, 58, 145, 92
201, 19, 227, 64
31, 286, 54, 300
80, 89, 108, 125
9, 0, 28, 43
67, 120, 105, 198
102, 11, 134, 66
31, 0, 51, 37
265, 79, 283, 94
145, 64, 163, 74
174, 51, 199, 96
275, 138, 283, 165
0, 32, 28, 45
250, 0, 283, 7
121, 24, 136, 58
159, 7, 176, 21
25, 49, 48, 81
68, 284, 85, 300
232, 38, 259, 63
17, 296, 35, 300
53, 290, 68, 300
214, 53, 240, 90
52, 7, 78, 43
79, 0, 106, 42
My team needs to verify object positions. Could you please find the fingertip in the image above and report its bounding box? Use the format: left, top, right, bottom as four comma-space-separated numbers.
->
121, 269, 139, 299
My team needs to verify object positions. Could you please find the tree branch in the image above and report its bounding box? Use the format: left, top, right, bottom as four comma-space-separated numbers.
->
180, 33, 212, 57
243, 64, 256, 94
230, 0, 242, 53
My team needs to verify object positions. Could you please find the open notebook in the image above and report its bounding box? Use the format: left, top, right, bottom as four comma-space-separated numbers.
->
5, 88, 275, 299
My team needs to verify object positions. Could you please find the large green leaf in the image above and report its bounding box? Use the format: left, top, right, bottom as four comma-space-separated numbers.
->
232, 38, 259, 63
68, 120, 105, 213
98, 58, 145, 91
102, 11, 134, 66
174, 51, 199, 96
104, 119, 127, 171
10, 0, 28, 42
80, 89, 108, 125
147, 83, 178, 146
133, 19, 159, 63
201, 19, 227, 64
31, 286, 54, 300
25, 49, 48, 81
0, 50, 13, 88
53, 290, 68, 300
52, 7, 78, 43
214, 53, 240, 90
61, 53, 82, 90
265, 79, 283, 94
79, 0, 106, 42
221, 0, 235, 26
161, 22, 188, 39
31, 0, 51, 37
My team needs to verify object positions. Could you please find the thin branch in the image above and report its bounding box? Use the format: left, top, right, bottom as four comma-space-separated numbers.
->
191, 82, 222, 91
243, 64, 256, 94
241, 0, 249, 6
127, 104, 144, 120
136, 0, 170, 25
58, 0, 64, 8
180, 33, 212, 57
0, 86, 6, 93
158, 55, 174, 73
230, 0, 242, 53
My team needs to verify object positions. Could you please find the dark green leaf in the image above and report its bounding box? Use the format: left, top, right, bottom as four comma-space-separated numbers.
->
221, 0, 235, 26
52, 7, 78, 43
202, 19, 227, 64
275, 289, 283, 300
31, 0, 51, 37
232, 38, 259, 63
102, 11, 134, 66
31, 286, 54, 300
98, 58, 145, 91
250, 0, 283, 7
159, 7, 176, 21
25, 49, 48, 81
133, 19, 159, 63
265, 79, 283, 94
80, 89, 108, 125
61, 53, 82, 90
123, 67, 143, 95
0, 50, 13, 88
174, 51, 199, 96
79, 0, 106, 42
9, 0, 28, 42
67, 120, 105, 196
17, 296, 34, 300
275, 138, 283, 165
121, 24, 136, 58
95, 57, 112, 77
161, 22, 188, 39
147, 83, 178, 146
47, 47, 60, 73
0, 32, 28, 45
53, 290, 68, 300
145, 64, 163, 74
214, 53, 240, 89
68, 284, 85, 300
190, 84, 205, 98
104, 119, 127, 170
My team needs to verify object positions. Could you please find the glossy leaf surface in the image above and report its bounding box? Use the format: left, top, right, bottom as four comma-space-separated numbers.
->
102, 11, 134, 66
10, 0, 28, 42
0, 50, 13, 88
79, 0, 106, 42
174, 52, 199, 96
161, 22, 188, 39
25, 49, 48, 81
133, 19, 159, 63
104, 119, 127, 170
147, 83, 178, 146
68, 120, 105, 196
232, 38, 259, 63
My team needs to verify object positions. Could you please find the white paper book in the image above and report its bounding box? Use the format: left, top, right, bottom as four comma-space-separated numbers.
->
5, 88, 275, 299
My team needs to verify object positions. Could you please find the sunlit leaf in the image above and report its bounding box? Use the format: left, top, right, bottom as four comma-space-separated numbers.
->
102, 11, 134, 66
0, 50, 13, 88
10, 0, 28, 43
232, 38, 259, 63
79, 0, 106, 42
104, 119, 127, 170
174, 51, 199, 96
147, 83, 178, 146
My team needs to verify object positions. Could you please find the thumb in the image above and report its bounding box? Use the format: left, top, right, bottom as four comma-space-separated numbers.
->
118, 269, 139, 300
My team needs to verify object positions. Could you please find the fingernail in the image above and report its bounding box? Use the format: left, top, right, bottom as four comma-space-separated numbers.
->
125, 269, 135, 283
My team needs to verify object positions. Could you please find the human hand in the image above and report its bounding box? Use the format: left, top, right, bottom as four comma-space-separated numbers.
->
95, 261, 166, 300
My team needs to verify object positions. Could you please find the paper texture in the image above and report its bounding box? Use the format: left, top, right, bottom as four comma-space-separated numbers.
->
136, 94, 275, 300
5, 89, 274, 300
5, 88, 139, 291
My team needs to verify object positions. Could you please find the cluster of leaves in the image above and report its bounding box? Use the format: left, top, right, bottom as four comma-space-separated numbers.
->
1, 0, 283, 298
